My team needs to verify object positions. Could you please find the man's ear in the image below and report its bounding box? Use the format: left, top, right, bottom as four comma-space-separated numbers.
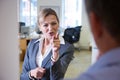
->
89, 12, 103, 38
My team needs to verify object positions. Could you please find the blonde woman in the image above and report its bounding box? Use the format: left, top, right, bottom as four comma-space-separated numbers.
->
20, 8, 74, 80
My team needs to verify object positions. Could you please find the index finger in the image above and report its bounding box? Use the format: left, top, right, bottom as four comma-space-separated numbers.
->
55, 32, 59, 39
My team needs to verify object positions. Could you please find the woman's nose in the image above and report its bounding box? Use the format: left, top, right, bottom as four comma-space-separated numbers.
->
48, 24, 53, 30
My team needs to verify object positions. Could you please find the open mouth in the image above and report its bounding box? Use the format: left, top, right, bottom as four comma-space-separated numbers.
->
49, 32, 54, 36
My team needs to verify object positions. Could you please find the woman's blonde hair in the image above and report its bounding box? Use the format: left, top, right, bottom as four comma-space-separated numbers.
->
38, 8, 59, 25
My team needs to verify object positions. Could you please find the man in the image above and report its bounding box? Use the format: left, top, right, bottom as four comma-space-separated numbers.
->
76, 0, 120, 80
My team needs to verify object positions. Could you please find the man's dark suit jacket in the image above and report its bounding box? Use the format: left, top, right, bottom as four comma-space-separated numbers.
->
20, 38, 74, 80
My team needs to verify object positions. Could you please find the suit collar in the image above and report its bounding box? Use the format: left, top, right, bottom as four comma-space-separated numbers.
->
33, 36, 66, 68
88, 47, 120, 72
98, 47, 120, 66
41, 44, 68, 68
41, 50, 52, 68
31, 41, 39, 68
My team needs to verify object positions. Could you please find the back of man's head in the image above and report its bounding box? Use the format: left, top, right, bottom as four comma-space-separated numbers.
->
85, 0, 120, 42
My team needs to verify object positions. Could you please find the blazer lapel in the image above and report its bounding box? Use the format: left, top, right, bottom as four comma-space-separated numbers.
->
41, 44, 66, 68
41, 50, 52, 68
32, 41, 39, 68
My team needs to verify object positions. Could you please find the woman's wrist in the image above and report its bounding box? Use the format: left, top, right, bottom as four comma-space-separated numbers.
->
51, 53, 59, 62
29, 71, 35, 79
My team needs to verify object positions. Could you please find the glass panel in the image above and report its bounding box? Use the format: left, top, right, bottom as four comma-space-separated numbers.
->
19, 0, 37, 39
63, 0, 82, 28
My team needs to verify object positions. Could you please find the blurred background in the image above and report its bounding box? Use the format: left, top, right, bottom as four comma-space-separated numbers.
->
0, 0, 99, 80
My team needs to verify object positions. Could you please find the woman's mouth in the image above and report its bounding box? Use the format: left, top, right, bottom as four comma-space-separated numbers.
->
49, 32, 54, 36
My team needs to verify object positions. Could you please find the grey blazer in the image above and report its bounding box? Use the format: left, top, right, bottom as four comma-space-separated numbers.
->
20, 38, 74, 80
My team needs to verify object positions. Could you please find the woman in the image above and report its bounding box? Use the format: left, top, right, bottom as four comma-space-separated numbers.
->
20, 8, 74, 80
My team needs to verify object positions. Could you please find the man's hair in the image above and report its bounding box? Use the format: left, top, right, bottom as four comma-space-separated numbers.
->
85, 0, 120, 42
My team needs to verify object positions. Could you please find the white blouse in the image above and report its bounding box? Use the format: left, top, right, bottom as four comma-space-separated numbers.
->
36, 36, 65, 67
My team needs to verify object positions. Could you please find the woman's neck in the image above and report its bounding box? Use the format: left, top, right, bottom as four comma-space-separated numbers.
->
43, 38, 50, 46
41, 38, 50, 55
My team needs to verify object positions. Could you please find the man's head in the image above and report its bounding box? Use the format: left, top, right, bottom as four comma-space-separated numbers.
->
85, 0, 120, 42
85, 0, 120, 55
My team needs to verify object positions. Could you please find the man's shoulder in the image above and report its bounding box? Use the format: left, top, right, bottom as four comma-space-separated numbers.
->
77, 61, 120, 80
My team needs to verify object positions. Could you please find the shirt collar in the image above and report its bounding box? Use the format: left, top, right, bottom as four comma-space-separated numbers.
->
87, 47, 120, 73
92, 47, 120, 68
34, 35, 65, 44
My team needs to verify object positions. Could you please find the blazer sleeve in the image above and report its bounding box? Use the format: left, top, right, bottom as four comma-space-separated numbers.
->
50, 43, 74, 80
20, 40, 33, 80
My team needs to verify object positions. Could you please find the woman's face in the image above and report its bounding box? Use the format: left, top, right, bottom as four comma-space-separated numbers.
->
39, 15, 59, 40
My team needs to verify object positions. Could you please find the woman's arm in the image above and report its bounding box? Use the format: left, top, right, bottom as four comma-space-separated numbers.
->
51, 43, 74, 80
20, 39, 46, 80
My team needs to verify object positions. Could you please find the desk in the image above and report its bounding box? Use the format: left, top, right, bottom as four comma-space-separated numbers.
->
19, 38, 30, 61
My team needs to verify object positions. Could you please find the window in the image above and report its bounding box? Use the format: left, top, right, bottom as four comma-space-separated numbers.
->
19, 0, 37, 27
62, 0, 82, 28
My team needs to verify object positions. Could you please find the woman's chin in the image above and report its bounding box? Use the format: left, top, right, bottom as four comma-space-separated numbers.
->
45, 36, 52, 40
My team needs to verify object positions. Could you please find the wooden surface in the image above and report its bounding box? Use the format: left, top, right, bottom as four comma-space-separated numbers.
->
19, 38, 30, 61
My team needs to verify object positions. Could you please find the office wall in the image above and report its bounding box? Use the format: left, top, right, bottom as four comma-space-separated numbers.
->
0, 0, 19, 80
37, 0, 61, 7
81, 0, 99, 63
79, 0, 91, 49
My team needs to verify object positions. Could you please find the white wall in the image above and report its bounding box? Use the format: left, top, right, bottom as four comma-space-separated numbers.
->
79, 0, 91, 49
81, 0, 99, 63
0, 0, 19, 80
91, 38, 99, 64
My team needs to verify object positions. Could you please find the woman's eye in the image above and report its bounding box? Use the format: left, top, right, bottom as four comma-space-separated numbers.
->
51, 22, 57, 26
43, 24, 48, 27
